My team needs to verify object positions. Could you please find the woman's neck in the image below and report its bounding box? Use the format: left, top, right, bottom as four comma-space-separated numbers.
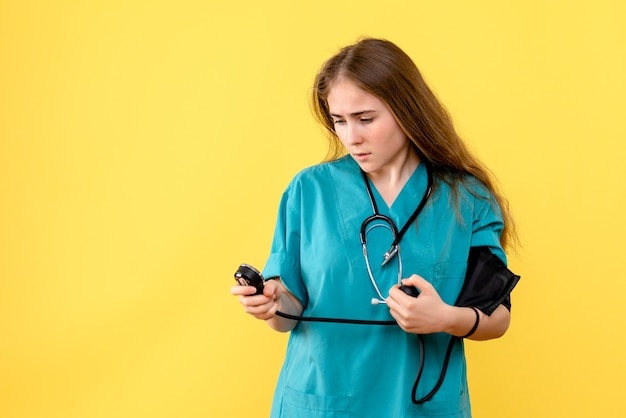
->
367, 151, 420, 207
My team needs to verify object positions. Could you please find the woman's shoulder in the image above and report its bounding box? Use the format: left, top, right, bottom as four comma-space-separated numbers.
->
289, 155, 356, 185
431, 172, 498, 219
459, 175, 493, 199
437, 171, 493, 200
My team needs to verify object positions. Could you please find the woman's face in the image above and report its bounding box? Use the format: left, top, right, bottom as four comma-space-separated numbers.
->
327, 78, 414, 177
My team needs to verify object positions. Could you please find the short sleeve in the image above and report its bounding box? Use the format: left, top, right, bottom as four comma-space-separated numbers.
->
262, 181, 308, 307
468, 182, 507, 265
466, 180, 514, 311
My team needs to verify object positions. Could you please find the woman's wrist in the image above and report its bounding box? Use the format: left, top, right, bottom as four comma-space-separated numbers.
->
459, 307, 480, 338
444, 306, 481, 338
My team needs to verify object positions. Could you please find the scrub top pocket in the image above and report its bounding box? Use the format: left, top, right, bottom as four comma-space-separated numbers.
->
280, 386, 350, 418
405, 393, 470, 417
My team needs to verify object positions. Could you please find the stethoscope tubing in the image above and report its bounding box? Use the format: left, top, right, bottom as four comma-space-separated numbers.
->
275, 310, 397, 325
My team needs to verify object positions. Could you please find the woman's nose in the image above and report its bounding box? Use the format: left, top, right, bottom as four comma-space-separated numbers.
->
346, 123, 362, 145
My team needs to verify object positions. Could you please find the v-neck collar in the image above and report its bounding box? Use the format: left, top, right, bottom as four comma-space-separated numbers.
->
363, 161, 429, 216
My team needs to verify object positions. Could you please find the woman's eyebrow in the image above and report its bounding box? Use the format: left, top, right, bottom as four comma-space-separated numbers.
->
330, 109, 377, 118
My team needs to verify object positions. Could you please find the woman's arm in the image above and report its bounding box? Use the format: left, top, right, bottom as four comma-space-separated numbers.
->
442, 303, 510, 341
386, 274, 510, 340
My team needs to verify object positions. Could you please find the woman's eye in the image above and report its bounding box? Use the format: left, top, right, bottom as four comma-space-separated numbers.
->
360, 118, 373, 124
333, 120, 345, 125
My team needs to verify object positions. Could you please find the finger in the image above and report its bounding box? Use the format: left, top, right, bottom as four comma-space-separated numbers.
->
262, 280, 278, 297
231, 285, 258, 296
402, 274, 432, 293
243, 298, 275, 313
387, 285, 410, 303
387, 303, 411, 330
243, 297, 278, 319
385, 290, 400, 308
240, 292, 274, 306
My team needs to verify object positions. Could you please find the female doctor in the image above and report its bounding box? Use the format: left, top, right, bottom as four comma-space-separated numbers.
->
231, 38, 517, 417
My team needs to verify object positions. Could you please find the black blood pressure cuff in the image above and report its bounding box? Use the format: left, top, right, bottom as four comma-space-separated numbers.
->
455, 246, 521, 316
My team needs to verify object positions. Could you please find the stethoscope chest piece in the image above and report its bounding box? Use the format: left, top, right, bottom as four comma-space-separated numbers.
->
382, 245, 399, 265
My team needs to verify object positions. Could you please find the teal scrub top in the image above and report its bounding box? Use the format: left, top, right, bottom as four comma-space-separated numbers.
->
263, 156, 505, 418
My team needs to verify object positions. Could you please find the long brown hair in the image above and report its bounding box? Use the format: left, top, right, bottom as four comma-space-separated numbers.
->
311, 38, 517, 250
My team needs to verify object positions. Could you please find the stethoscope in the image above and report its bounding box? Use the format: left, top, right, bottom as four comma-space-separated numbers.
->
358, 162, 456, 404
360, 163, 433, 304
238, 161, 454, 404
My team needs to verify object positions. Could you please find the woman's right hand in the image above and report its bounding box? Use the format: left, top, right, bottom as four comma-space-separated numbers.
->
231, 278, 303, 332
231, 279, 282, 321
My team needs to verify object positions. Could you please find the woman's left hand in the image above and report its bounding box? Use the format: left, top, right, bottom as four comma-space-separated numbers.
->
386, 274, 454, 335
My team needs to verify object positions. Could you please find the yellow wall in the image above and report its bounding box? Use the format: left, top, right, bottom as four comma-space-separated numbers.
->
1, 1, 625, 417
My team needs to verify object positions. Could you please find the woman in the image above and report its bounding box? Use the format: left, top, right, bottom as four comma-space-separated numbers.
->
231, 37, 517, 417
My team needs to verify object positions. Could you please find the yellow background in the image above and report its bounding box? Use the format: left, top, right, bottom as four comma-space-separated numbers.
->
1, 1, 625, 417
